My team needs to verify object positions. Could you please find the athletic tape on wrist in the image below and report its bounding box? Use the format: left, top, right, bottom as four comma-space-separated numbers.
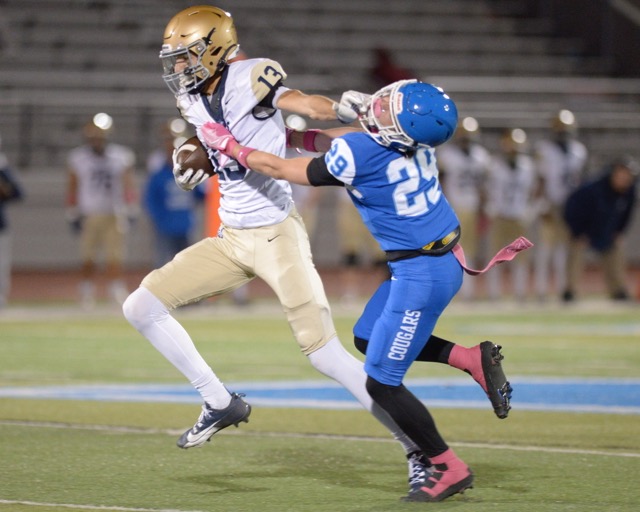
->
225, 139, 239, 155
236, 146, 256, 168
303, 129, 321, 152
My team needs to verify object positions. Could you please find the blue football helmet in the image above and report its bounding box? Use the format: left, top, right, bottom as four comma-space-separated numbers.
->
361, 79, 458, 151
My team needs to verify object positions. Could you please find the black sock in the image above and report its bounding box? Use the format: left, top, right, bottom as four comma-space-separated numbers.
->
419, 335, 455, 364
355, 335, 454, 364
366, 376, 449, 458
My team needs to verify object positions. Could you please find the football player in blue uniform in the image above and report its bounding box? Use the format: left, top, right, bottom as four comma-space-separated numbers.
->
197, 80, 521, 502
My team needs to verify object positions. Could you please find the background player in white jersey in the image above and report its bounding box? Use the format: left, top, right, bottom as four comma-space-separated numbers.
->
199, 80, 526, 502
436, 117, 491, 300
122, 7, 437, 486
485, 128, 537, 301
533, 110, 588, 301
336, 189, 387, 305
66, 117, 137, 308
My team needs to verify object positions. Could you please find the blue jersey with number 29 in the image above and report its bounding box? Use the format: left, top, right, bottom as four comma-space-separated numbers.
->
324, 132, 459, 251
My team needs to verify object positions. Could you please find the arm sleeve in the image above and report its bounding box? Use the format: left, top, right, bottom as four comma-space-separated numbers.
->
259, 83, 287, 109
306, 156, 344, 187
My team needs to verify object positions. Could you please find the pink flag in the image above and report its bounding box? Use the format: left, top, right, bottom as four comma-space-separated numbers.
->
452, 237, 534, 276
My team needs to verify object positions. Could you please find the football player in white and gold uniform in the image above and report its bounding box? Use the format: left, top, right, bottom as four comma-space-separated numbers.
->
485, 129, 537, 301
436, 117, 491, 300
533, 110, 588, 300
122, 6, 426, 469
67, 120, 137, 307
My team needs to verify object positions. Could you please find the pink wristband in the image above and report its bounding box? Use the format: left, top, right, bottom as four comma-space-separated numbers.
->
302, 129, 321, 152
236, 146, 256, 168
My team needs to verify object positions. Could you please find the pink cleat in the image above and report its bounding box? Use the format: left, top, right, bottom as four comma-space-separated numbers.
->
403, 449, 474, 502
450, 341, 513, 419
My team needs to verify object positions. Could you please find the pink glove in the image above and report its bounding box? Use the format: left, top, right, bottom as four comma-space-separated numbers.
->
199, 122, 255, 168
199, 122, 239, 155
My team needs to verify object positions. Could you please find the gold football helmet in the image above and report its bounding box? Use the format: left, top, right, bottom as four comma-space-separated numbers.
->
551, 109, 577, 133
160, 5, 239, 95
500, 127, 528, 154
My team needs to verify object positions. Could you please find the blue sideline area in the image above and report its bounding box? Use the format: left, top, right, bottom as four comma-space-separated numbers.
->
1, 377, 639, 415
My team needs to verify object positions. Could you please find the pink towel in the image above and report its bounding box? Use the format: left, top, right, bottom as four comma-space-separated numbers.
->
452, 237, 534, 276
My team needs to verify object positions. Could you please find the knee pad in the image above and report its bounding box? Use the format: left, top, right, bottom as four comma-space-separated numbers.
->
284, 300, 335, 355
122, 287, 167, 331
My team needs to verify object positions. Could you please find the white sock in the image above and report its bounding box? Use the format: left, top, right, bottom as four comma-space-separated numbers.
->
79, 280, 95, 299
109, 279, 129, 304
307, 336, 419, 455
122, 287, 231, 409
79, 280, 96, 309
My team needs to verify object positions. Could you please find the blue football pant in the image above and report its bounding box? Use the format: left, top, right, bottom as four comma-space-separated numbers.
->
359, 251, 463, 386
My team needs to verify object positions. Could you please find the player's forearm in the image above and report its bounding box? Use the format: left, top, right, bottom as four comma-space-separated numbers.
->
234, 146, 311, 185
250, 153, 312, 185
198, 121, 312, 185
321, 126, 361, 138
305, 94, 341, 121
288, 130, 331, 153
288, 127, 358, 153
277, 90, 336, 121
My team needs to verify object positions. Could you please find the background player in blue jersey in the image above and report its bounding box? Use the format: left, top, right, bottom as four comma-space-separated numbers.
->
199, 79, 525, 502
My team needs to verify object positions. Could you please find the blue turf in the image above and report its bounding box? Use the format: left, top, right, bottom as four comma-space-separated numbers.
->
1, 377, 639, 414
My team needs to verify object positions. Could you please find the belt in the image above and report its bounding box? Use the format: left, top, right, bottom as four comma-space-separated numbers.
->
385, 227, 461, 262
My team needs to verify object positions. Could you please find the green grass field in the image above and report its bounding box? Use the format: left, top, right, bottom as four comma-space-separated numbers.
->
1, 300, 639, 512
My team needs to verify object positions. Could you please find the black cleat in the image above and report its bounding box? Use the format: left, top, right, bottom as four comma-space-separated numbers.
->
177, 392, 251, 449
480, 341, 512, 419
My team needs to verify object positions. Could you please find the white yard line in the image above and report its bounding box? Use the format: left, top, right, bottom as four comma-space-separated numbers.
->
0, 499, 205, 512
1, 419, 638, 459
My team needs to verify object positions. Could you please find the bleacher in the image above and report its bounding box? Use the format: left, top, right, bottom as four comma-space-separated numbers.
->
1, 0, 639, 168
1, 0, 639, 268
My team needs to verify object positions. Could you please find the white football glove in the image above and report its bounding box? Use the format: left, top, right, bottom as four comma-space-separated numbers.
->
171, 148, 209, 191
333, 90, 371, 123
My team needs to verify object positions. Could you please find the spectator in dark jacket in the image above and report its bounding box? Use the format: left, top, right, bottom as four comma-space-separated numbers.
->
0, 141, 24, 309
563, 157, 638, 301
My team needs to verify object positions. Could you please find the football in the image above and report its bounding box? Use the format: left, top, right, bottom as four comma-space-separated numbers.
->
174, 136, 214, 176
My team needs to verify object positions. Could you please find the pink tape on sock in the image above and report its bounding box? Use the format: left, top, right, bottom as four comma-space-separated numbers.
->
453, 237, 533, 276
449, 345, 486, 391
